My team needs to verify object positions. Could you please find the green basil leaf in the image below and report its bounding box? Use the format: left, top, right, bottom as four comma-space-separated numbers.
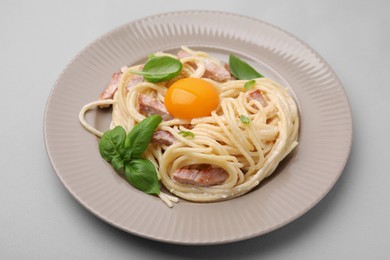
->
147, 53, 156, 60
111, 156, 124, 171
244, 79, 256, 90
125, 115, 162, 159
178, 130, 195, 139
99, 126, 126, 164
240, 115, 251, 125
229, 54, 263, 80
132, 56, 183, 83
124, 159, 160, 195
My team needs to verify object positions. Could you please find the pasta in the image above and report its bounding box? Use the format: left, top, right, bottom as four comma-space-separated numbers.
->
79, 47, 299, 205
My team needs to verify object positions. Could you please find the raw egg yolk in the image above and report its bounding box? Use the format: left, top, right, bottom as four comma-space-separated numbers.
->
164, 78, 219, 119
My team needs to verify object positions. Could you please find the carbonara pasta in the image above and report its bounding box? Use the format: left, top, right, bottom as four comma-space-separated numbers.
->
79, 46, 299, 206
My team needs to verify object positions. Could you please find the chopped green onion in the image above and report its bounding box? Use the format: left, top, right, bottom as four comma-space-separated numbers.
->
240, 115, 251, 125
244, 80, 256, 90
178, 130, 195, 138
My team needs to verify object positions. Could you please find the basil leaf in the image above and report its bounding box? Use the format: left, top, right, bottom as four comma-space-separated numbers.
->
240, 115, 251, 124
99, 126, 126, 164
125, 115, 162, 159
244, 79, 256, 90
178, 130, 194, 139
98, 118, 163, 197
147, 53, 156, 60
111, 156, 124, 171
124, 159, 160, 195
229, 54, 263, 80
133, 56, 183, 83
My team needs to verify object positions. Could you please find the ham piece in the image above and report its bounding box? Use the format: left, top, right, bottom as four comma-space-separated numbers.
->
99, 72, 121, 100
151, 130, 175, 146
177, 50, 191, 59
173, 166, 229, 187
99, 73, 144, 101
177, 50, 231, 82
126, 74, 143, 90
249, 89, 268, 107
202, 60, 231, 82
138, 94, 173, 121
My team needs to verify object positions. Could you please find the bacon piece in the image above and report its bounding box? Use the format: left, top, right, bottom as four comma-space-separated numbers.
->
177, 50, 191, 59
173, 166, 229, 187
250, 89, 268, 107
181, 124, 194, 130
99, 72, 121, 101
138, 94, 173, 121
178, 50, 231, 81
126, 74, 143, 90
203, 60, 231, 82
224, 63, 231, 73
177, 50, 198, 73
151, 130, 175, 146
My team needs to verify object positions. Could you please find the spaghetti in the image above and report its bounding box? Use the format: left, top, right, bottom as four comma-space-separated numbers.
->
79, 47, 299, 205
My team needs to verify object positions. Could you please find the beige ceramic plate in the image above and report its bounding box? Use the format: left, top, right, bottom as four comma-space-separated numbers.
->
44, 11, 352, 244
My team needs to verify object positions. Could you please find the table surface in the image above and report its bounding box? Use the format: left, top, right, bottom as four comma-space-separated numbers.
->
1, 0, 389, 259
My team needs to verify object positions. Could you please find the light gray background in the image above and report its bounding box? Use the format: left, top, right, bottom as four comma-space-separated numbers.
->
1, 0, 389, 259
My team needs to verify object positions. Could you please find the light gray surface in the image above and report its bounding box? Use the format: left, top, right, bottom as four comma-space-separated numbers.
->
1, 0, 389, 259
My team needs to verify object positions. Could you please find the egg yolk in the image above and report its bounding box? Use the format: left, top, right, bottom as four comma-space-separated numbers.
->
164, 78, 219, 119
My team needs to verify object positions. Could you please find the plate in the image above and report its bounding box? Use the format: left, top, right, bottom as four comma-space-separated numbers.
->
44, 11, 352, 244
